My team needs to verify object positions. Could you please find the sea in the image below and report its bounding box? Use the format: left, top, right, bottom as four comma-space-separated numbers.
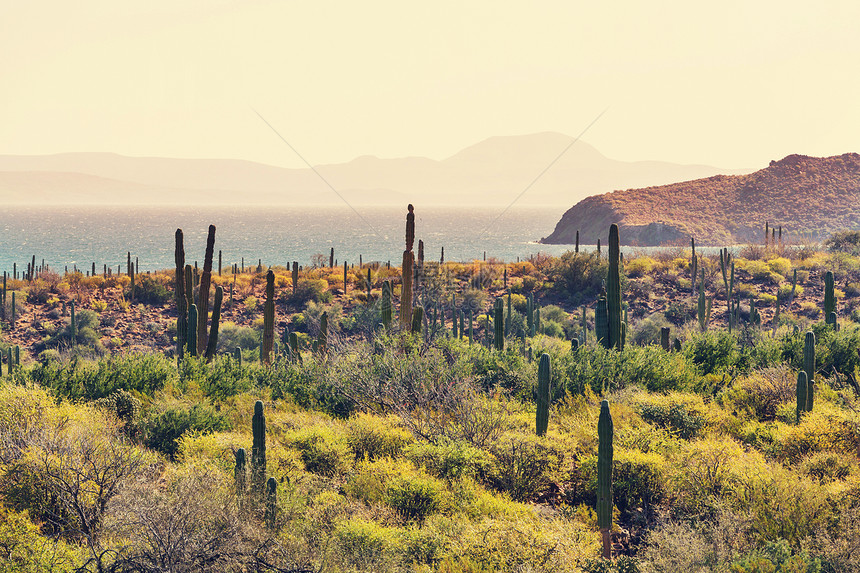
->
0, 205, 703, 274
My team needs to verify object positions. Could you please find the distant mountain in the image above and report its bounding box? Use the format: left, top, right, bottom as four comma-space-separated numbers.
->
0, 133, 739, 206
541, 153, 860, 246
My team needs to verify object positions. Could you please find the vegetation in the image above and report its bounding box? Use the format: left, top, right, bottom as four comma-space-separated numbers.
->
5, 222, 860, 571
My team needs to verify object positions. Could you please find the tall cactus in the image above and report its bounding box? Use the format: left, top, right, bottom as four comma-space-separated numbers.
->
381, 281, 392, 328
660, 327, 670, 351
129, 261, 135, 303
720, 248, 735, 332
235, 448, 247, 497
607, 224, 623, 350
796, 371, 808, 424
204, 286, 223, 361
697, 269, 711, 332
824, 270, 836, 326
292, 261, 299, 295
691, 237, 697, 297
595, 294, 608, 347
534, 307, 541, 336
536, 353, 551, 436
69, 299, 76, 344
262, 270, 275, 364
506, 291, 512, 336
187, 304, 198, 357
804, 331, 815, 412
318, 311, 328, 354
251, 401, 267, 497
494, 298, 504, 351
527, 294, 534, 337
265, 477, 277, 529
597, 400, 614, 559
401, 205, 415, 330
411, 306, 424, 334
198, 225, 216, 354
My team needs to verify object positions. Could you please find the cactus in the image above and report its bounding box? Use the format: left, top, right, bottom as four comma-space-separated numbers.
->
318, 311, 328, 354
506, 291, 512, 336
720, 248, 736, 332
292, 261, 299, 295
187, 304, 198, 357
265, 477, 277, 529
494, 298, 504, 351
381, 281, 392, 328
289, 332, 299, 360
527, 294, 534, 336
796, 371, 808, 424
597, 238, 601, 257
343, 261, 348, 293
198, 225, 216, 354
262, 270, 275, 364
411, 306, 424, 334
366, 267, 372, 301
571, 338, 579, 352
451, 294, 458, 337
673, 338, 682, 352
697, 269, 711, 332
235, 448, 247, 497
575, 230, 580, 253
69, 299, 75, 343
597, 400, 614, 559
660, 327, 670, 351
6, 347, 11, 375
459, 311, 465, 340
804, 331, 815, 412
129, 261, 135, 303
234, 347, 242, 368
536, 353, 551, 436
534, 307, 541, 336
251, 401, 267, 496
329, 248, 334, 269
204, 286, 223, 361
401, 205, 415, 330
824, 270, 836, 324
595, 293, 608, 346
466, 311, 472, 344
691, 237, 697, 297
606, 224, 623, 350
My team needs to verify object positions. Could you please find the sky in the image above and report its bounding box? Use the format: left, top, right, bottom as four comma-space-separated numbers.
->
2, 1, 859, 170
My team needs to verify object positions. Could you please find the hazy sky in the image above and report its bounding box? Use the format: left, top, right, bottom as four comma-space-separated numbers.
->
2, 1, 858, 169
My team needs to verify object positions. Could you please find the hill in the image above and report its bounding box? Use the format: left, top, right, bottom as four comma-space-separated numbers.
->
0, 133, 737, 206
540, 153, 860, 245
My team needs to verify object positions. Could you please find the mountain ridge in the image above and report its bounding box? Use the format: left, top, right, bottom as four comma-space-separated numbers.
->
0, 132, 742, 206
541, 152, 860, 246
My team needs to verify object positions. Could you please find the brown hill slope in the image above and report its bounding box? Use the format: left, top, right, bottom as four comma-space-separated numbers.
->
541, 153, 860, 245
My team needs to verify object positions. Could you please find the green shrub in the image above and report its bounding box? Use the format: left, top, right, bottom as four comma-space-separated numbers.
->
386, 474, 445, 522
142, 400, 230, 459
486, 432, 570, 501
290, 279, 329, 305
215, 322, 259, 353
580, 448, 666, 514
285, 424, 351, 477
638, 401, 705, 440
131, 275, 170, 305
334, 518, 398, 571
406, 440, 492, 481
548, 251, 611, 304
346, 412, 413, 460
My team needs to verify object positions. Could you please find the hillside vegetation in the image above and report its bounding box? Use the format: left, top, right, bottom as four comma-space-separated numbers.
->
542, 153, 860, 245
5, 219, 860, 572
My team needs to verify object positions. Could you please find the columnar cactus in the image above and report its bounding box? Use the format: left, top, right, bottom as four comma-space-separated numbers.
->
318, 311, 328, 354
506, 291, 512, 336
824, 270, 836, 325
494, 298, 504, 351
720, 249, 736, 332
251, 401, 267, 496
575, 230, 580, 253
129, 261, 135, 303
451, 294, 458, 337
459, 311, 464, 340
289, 332, 299, 361
235, 347, 242, 368
204, 286, 223, 361
235, 448, 246, 497
534, 307, 541, 336
262, 270, 275, 364
804, 331, 815, 412
69, 299, 75, 343
187, 304, 198, 357
595, 294, 608, 346
536, 353, 551, 436
527, 294, 535, 337
660, 327, 670, 351
401, 205, 415, 330
606, 224, 623, 350
292, 262, 299, 295
691, 237, 697, 297
796, 371, 808, 423
698, 269, 711, 332
381, 280, 392, 328
343, 261, 348, 293
265, 477, 277, 529
597, 400, 614, 559
329, 247, 334, 269
411, 306, 424, 334
198, 225, 216, 354
366, 267, 372, 301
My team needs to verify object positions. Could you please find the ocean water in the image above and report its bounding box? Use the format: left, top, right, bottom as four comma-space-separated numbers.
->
1, 205, 582, 274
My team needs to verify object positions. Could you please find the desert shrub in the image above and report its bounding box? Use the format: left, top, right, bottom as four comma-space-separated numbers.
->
630, 314, 672, 346
346, 457, 414, 504
637, 394, 706, 439
730, 539, 821, 572
626, 256, 659, 277
216, 322, 259, 352
580, 448, 666, 514
721, 366, 796, 421
683, 330, 740, 375
509, 292, 528, 312
777, 283, 805, 299
460, 289, 488, 314
142, 400, 230, 459
290, 279, 329, 305
826, 230, 860, 256
486, 432, 570, 501
30, 353, 175, 401
669, 436, 752, 515
334, 518, 399, 572
406, 439, 492, 481
664, 299, 695, 325
130, 275, 170, 305
346, 412, 413, 461
775, 412, 860, 463
767, 257, 793, 276
0, 507, 85, 570
386, 473, 445, 522
564, 345, 697, 395
548, 251, 609, 304
284, 424, 351, 477
799, 451, 854, 484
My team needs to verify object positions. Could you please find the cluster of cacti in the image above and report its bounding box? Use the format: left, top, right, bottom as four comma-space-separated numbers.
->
187, 304, 198, 357
232, 401, 276, 528
536, 353, 551, 436
597, 399, 614, 559
175, 230, 188, 357
719, 248, 736, 332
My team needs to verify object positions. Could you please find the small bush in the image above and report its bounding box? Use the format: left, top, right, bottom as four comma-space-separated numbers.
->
487, 432, 570, 501
346, 413, 413, 461
285, 424, 351, 476
386, 474, 445, 522
142, 401, 230, 459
